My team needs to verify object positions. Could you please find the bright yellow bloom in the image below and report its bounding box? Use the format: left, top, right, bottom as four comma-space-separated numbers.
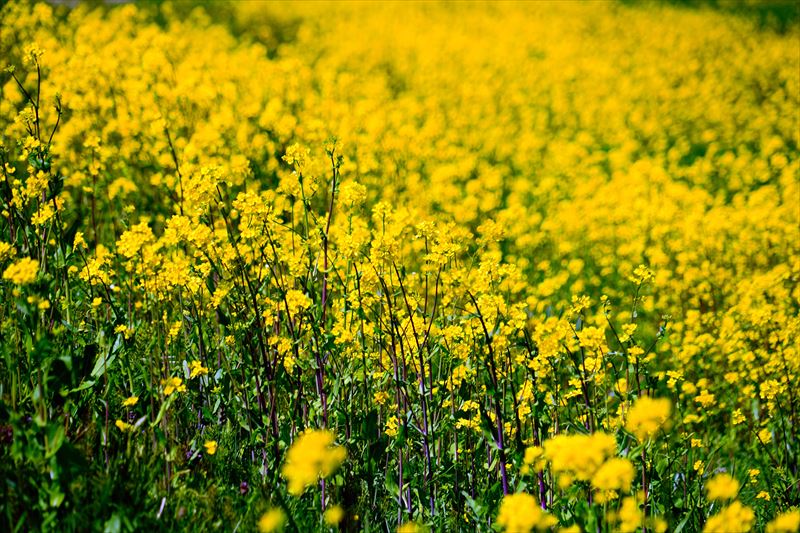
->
2, 257, 39, 285
162, 377, 186, 396
703, 501, 754, 533
73, 231, 87, 250
122, 396, 139, 407
544, 432, 617, 482
397, 523, 426, 533
766, 510, 800, 533
203, 440, 217, 455
324, 505, 344, 526
626, 396, 671, 441
373, 390, 390, 405
281, 429, 346, 495
521, 445, 545, 474
385, 415, 399, 437
694, 461, 705, 475
705, 473, 740, 501
616, 496, 641, 533
629, 264, 654, 285
592, 458, 635, 492
496, 492, 556, 532
189, 360, 209, 378
257, 508, 285, 533
695, 390, 716, 408
115, 419, 133, 432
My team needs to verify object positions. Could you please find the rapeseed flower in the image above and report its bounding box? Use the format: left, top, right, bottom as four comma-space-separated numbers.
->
625, 396, 671, 441
703, 501, 754, 533
203, 440, 217, 456
706, 473, 740, 501
2, 257, 39, 285
496, 493, 556, 532
257, 509, 285, 533
766, 510, 800, 533
122, 396, 138, 407
162, 377, 186, 396
281, 429, 346, 495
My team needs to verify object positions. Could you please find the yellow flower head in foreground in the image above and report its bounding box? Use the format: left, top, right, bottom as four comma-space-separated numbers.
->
496, 492, 556, 532
282, 429, 346, 495
626, 396, 671, 441
703, 501, 754, 533
257, 508, 285, 533
162, 376, 186, 396
115, 419, 133, 432
617, 496, 641, 533
203, 440, 217, 456
189, 360, 209, 378
592, 457, 636, 492
766, 510, 800, 533
122, 396, 139, 407
2, 257, 39, 285
706, 473, 740, 501
324, 505, 344, 526
544, 432, 617, 482
521, 445, 545, 474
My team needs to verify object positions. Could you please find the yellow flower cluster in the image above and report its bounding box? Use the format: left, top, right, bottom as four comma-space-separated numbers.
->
705, 472, 740, 502
543, 432, 617, 487
2, 257, 39, 285
281, 429, 346, 495
625, 396, 671, 442
703, 501, 755, 533
0, 0, 797, 530
496, 493, 556, 532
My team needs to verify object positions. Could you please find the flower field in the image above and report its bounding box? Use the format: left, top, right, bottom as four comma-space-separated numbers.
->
1, 1, 798, 531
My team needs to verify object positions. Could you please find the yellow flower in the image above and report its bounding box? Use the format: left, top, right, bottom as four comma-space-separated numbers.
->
703, 501, 754, 533
625, 396, 671, 441
629, 264, 654, 285
385, 415, 399, 437
373, 390, 390, 405
203, 440, 217, 455
544, 432, 617, 481
2, 257, 39, 285
0, 241, 15, 260
115, 419, 133, 432
695, 390, 716, 408
616, 496, 641, 533
257, 508, 285, 533
324, 505, 344, 526
189, 360, 209, 378
162, 376, 186, 396
496, 492, 556, 532
592, 458, 635, 492
522, 445, 545, 474
116, 222, 155, 258
73, 231, 87, 250
281, 429, 346, 495
122, 396, 139, 407
397, 523, 426, 533
766, 510, 800, 533
705, 473, 740, 501
756, 491, 771, 501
